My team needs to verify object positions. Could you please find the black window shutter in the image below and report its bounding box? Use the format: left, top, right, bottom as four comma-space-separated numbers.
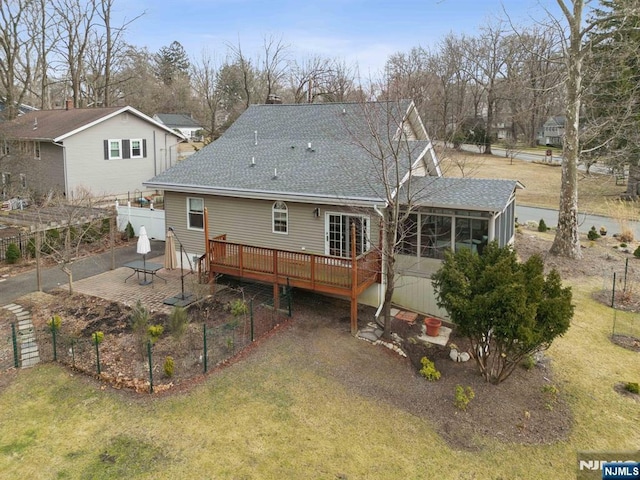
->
103, 140, 108, 159
122, 139, 130, 159
142, 139, 147, 157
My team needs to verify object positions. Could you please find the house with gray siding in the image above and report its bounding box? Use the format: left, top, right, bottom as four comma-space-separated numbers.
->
0, 104, 185, 199
538, 116, 566, 147
145, 100, 519, 326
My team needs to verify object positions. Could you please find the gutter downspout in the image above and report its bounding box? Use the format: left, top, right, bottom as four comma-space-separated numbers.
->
52, 141, 68, 196
373, 204, 386, 323
153, 131, 157, 176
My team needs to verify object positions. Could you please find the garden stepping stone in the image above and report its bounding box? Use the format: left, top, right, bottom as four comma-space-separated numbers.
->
2, 303, 40, 368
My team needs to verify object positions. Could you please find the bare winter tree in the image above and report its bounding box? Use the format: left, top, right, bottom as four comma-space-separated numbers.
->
460, 21, 510, 155
344, 100, 440, 338
259, 34, 289, 102
25, 0, 59, 109
191, 49, 224, 139
285, 56, 358, 103
37, 188, 114, 294
52, 0, 97, 107
504, 25, 564, 146
94, 0, 144, 107
0, 0, 33, 120
228, 41, 256, 109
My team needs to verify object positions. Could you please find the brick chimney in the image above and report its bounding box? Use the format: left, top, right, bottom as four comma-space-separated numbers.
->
65, 98, 73, 110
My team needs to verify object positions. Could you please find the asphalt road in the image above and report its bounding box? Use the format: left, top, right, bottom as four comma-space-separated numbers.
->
458, 143, 611, 175
516, 205, 640, 237
0, 240, 165, 306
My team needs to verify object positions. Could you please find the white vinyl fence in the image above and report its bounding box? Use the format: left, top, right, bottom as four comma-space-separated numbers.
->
116, 201, 166, 240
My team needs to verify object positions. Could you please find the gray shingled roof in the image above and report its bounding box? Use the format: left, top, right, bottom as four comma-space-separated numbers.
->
402, 176, 518, 212
0, 106, 185, 141
146, 101, 429, 203
154, 113, 201, 129
0, 107, 122, 140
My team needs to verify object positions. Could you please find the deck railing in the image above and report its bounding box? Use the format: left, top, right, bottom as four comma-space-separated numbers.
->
206, 238, 380, 296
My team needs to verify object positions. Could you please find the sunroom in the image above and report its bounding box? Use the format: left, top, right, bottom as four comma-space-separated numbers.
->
389, 176, 522, 316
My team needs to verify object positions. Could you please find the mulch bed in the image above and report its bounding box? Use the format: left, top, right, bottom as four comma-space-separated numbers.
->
0, 286, 575, 448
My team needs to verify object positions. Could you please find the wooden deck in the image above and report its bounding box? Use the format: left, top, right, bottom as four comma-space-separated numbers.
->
199, 235, 381, 333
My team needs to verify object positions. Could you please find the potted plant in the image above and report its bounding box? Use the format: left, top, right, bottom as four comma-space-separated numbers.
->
424, 317, 442, 337
600, 226, 607, 236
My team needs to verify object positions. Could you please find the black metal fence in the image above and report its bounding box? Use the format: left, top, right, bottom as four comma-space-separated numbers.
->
1, 289, 293, 393
0, 231, 37, 261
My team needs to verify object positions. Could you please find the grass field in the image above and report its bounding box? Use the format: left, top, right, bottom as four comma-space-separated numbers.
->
0, 147, 638, 479
0, 278, 638, 479
439, 149, 630, 217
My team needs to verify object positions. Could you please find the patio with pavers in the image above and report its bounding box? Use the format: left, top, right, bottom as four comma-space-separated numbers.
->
70, 255, 204, 313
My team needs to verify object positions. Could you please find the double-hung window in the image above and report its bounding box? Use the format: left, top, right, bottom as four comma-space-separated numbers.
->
107, 139, 122, 159
187, 197, 204, 230
130, 139, 142, 158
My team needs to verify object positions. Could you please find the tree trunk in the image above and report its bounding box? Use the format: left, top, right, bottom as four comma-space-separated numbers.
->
550, 0, 583, 259
484, 93, 494, 155
62, 265, 74, 295
625, 164, 640, 199
382, 210, 397, 340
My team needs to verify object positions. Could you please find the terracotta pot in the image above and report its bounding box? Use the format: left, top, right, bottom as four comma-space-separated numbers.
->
424, 317, 442, 337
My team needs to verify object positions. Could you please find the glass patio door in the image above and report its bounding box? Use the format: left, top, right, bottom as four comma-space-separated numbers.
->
325, 213, 369, 258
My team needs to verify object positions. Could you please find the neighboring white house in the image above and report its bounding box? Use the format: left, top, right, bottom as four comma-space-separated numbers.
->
0, 105, 185, 199
153, 113, 203, 140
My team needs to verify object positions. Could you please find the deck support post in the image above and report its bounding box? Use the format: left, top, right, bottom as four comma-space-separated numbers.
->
204, 207, 213, 284
350, 222, 358, 336
273, 250, 280, 310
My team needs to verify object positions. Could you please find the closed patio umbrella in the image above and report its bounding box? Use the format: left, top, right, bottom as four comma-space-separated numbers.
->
164, 229, 178, 270
137, 225, 151, 285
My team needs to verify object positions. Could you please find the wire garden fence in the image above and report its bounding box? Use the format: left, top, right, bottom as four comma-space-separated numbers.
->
1, 286, 293, 393
605, 257, 640, 346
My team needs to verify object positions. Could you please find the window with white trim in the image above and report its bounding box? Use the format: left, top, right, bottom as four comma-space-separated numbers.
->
272, 201, 288, 234
130, 139, 142, 158
19, 174, 26, 189
107, 139, 122, 159
187, 197, 204, 230
104, 138, 146, 160
34, 142, 40, 159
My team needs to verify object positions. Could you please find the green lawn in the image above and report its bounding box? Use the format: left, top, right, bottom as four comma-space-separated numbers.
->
0, 279, 638, 479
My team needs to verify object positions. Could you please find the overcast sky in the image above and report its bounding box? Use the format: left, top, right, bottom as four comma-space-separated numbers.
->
119, 0, 566, 75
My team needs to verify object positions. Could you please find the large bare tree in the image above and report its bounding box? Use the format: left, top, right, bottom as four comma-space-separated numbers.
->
550, 0, 590, 259
460, 21, 510, 155
0, 0, 33, 120
191, 49, 224, 138
52, 0, 96, 107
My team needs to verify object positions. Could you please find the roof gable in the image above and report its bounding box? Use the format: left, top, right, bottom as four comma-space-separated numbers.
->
0, 106, 186, 141
146, 100, 437, 204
